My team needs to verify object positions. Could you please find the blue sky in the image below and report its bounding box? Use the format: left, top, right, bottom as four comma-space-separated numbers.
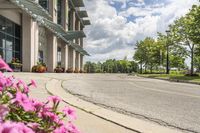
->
83, 0, 199, 63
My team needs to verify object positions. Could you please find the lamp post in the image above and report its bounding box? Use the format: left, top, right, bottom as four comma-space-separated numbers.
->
166, 30, 170, 74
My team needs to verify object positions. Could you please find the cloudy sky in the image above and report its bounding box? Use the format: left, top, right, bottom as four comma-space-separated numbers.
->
83, 0, 199, 63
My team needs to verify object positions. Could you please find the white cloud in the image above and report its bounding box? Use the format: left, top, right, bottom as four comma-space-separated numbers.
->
83, 0, 198, 63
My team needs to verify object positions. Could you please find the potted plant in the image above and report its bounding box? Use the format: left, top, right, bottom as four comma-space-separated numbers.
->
66, 67, 74, 73
54, 66, 65, 73
74, 68, 79, 73
8, 58, 22, 72
32, 62, 47, 73
80, 69, 83, 73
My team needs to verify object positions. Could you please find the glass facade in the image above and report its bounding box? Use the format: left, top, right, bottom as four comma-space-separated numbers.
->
0, 15, 21, 63
39, 0, 49, 11
68, 9, 72, 30
57, 0, 62, 25
38, 50, 44, 63
57, 47, 61, 66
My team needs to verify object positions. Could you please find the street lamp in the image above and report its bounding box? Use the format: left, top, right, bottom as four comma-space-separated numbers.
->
166, 30, 170, 74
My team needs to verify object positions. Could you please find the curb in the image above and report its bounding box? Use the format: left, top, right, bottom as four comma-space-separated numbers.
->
137, 75, 200, 86
45, 78, 183, 133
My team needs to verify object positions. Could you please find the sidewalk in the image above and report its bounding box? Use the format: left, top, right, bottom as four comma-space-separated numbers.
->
8, 73, 182, 133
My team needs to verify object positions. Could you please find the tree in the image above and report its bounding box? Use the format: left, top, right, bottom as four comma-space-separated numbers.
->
134, 37, 165, 73
170, 4, 200, 75
84, 61, 96, 73
84, 60, 138, 73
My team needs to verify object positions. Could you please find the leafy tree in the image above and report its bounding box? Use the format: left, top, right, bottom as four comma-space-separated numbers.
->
84, 60, 138, 73
84, 61, 96, 73
169, 4, 200, 75
134, 37, 165, 73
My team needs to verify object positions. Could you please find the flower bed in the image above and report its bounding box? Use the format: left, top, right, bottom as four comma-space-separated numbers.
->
0, 58, 80, 133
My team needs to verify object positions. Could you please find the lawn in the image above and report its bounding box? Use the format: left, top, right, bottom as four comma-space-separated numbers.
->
139, 73, 200, 84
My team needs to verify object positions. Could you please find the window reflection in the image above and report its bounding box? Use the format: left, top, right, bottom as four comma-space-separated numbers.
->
57, 47, 61, 66
39, 0, 49, 11
0, 15, 21, 63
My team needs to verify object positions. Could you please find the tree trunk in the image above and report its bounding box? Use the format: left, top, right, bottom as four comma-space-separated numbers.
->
140, 63, 143, 74
150, 64, 153, 74
191, 45, 194, 75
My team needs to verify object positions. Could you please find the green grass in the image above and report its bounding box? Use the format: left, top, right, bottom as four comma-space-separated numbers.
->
139, 73, 200, 84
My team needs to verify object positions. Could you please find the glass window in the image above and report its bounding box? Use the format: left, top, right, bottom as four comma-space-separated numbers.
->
68, 10, 72, 30
0, 49, 5, 59
15, 24, 21, 38
0, 15, 21, 63
6, 50, 12, 63
57, 0, 62, 25
14, 52, 20, 61
0, 32, 5, 49
39, 0, 49, 11
38, 50, 44, 63
6, 36, 13, 51
0, 16, 6, 33
57, 47, 61, 66
6, 20, 14, 35
15, 39, 20, 52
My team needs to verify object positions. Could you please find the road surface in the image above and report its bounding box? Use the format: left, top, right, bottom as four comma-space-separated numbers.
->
62, 74, 200, 133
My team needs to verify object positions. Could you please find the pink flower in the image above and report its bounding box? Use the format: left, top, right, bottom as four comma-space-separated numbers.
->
29, 80, 37, 88
0, 121, 34, 133
63, 106, 77, 120
0, 58, 13, 72
45, 112, 59, 123
17, 79, 29, 93
14, 92, 34, 112
54, 125, 68, 133
0, 105, 9, 123
31, 99, 44, 111
48, 96, 62, 104
66, 122, 80, 133
0, 77, 6, 91
27, 122, 39, 130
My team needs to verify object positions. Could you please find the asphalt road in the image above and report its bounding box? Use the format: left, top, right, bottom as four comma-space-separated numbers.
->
62, 74, 200, 133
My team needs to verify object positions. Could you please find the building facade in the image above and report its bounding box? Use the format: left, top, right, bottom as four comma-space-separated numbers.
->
0, 0, 90, 72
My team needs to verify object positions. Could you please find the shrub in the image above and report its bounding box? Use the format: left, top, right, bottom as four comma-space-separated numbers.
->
74, 68, 79, 73
0, 59, 80, 133
66, 68, 74, 73
54, 66, 65, 73
32, 62, 47, 73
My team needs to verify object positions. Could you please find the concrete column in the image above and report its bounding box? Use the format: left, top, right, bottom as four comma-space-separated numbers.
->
78, 53, 81, 71
68, 46, 75, 71
65, 0, 69, 31
34, 26, 39, 65
61, 43, 68, 71
80, 55, 84, 70
49, 0, 57, 23
72, 50, 76, 71
46, 0, 57, 72
47, 33, 57, 72
67, 10, 76, 71
22, 13, 38, 72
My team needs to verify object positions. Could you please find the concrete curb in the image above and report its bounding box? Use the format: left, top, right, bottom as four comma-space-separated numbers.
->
45, 78, 182, 133
137, 75, 200, 86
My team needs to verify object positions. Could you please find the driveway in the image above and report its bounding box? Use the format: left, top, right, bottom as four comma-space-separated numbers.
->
62, 74, 200, 133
